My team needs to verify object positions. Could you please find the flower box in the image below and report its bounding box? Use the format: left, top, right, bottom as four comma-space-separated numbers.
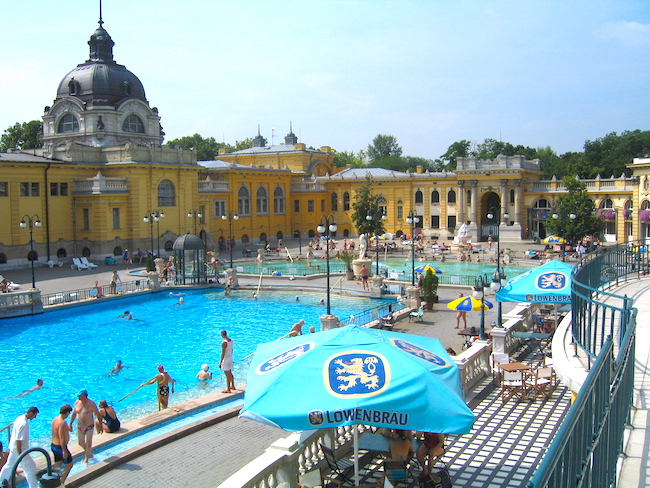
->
597, 209, 616, 220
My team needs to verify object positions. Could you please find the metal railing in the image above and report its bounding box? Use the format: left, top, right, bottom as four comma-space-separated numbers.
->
527, 242, 639, 487
339, 301, 408, 327
41, 279, 150, 307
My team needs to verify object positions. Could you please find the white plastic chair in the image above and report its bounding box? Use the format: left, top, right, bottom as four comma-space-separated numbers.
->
72, 257, 89, 270
80, 257, 98, 268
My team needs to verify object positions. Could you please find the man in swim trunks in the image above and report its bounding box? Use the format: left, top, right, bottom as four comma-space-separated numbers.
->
69, 390, 102, 467
143, 365, 175, 410
51, 404, 73, 483
108, 360, 129, 376
290, 319, 305, 336
219, 330, 235, 393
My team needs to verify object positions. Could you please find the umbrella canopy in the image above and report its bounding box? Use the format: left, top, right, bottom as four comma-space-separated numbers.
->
542, 235, 566, 244
240, 324, 474, 434
447, 295, 493, 312
495, 260, 573, 303
414, 264, 442, 274
370, 235, 386, 241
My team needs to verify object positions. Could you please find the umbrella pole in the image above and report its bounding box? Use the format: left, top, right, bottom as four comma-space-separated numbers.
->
353, 424, 360, 486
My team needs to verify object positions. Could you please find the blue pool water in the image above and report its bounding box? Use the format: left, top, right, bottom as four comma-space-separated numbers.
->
0, 289, 393, 448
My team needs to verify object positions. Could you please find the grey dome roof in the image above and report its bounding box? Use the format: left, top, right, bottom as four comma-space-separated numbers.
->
173, 233, 206, 250
54, 21, 147, 108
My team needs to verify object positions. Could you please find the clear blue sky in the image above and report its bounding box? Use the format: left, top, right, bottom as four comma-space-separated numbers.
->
0, 0, 648, 160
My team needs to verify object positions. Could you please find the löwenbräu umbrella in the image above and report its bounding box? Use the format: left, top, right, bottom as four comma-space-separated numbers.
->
240, 324, 474, 484
447, 295, 493, 312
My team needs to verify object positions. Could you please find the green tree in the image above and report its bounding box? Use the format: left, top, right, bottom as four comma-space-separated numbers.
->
582, 130, 650, 178
543, 177, 602, 243
230, 137, 254, 151
333, 149, 365, 168
351, 176, 385, 236
166, 134, 226, 161
0, 120, 42, 152
440, 139, 471, 169
367, 134, 402, 163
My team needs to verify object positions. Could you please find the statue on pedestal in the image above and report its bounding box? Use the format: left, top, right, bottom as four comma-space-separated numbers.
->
358, 233, 367, 259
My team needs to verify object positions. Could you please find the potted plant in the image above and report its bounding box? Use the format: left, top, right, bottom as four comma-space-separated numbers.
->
421, 269, 439, 309
340, 250, 356, 280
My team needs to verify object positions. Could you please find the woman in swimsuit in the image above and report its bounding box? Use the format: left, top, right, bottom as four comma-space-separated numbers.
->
97, 400, 121, 433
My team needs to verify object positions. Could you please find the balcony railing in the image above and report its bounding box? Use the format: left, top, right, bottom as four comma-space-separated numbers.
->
73, 172, 128, 194
527, 177, 635, 193
290, 182, 327, 192
198, 179, 230, 193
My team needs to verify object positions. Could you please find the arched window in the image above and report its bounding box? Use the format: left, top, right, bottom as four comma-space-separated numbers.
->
259, 232, 267, 242
27, 250, 38, 261
343, 192, 350, 211
415, 191, 423, 204
56, 248, 67, 258
122, 114, 145, 133
113, 246, 122, 256
447, 190, 456, 204
158, 179, 175, 207
165, 240, 174, 251
238, 185, 251, 216
377, 196, 388, 216
430, 190, 440, 204
534, 199, 551, 209
601, 198, 614, 209
276, 231, 283, 240
331, 192, 338, 212
241, 234, 250, 244
58, 114, 79, 133
343, 229, 350, 237
256, 185, 268, 215
274, 186, 285, 214
82, 247, 91, 257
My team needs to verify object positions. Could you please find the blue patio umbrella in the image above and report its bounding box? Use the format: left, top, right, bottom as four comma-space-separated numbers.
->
240, 324, 474, 433
414, 264, 442, 274
495, 260, 574, 303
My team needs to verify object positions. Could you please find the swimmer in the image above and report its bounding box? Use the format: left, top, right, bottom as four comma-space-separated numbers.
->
3, 379, 46, 399
295, 296, 300, 302
169, 292, 184, 297
172, 297, 184, 306
196, 364, 212, 381
117, 311, 133, 320
320, 298, 325, 305
290, 319, 305, 336
107, 360, 129, 377
309, 326, 316, 333
248, 293, 258, 300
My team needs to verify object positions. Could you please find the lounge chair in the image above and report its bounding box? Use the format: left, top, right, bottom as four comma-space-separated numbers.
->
105, 256, 116, 265
0, 276, 20, 292
80, 257, 98, 268
409, 305, 424, 322
47, 260, 63, 268
72, 257, 89, 270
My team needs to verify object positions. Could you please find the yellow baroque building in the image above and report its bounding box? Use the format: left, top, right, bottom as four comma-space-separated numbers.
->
0, 17, 648, 269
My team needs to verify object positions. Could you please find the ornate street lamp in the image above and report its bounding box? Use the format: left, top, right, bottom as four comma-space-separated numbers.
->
317, 215, 337, 315
143, 210, 164, 257
20, 214, 41, 289
552, 208, 577, 262
221, 211, 239, 268
406, 211, 420, 286
366, 210, 388, 276
187, 209, 203, 235
487, 206, 509, 327
472, 274, 490, 340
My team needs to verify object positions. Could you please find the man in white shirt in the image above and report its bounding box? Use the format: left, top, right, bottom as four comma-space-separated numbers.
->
0, 406, 39, 488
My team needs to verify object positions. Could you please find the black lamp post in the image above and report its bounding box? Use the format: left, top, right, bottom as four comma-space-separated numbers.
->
472, 274, 490, 340
552, 208, 577, 262
317, 215, 337, 315
406, 211, 420, 286
487, 206, 509, 327
366, 210, 388, 276
143, 210, 164, 257
187, 209, 203, 235
221, 211, 239, 268
293, 228, 302, 256
20, 214, 41, 289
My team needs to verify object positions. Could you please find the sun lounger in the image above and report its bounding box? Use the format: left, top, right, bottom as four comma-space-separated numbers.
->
72, 257, 89, 270
80, 257, 98, 268
47, 260, 64, 268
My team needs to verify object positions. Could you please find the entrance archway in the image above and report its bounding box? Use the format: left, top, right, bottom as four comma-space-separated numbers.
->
479, 191, 501, 242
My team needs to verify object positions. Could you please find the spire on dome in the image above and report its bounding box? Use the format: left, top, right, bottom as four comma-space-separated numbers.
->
284, 121, 298, 145
87, 0, 115, 63
252, 124, 266, 147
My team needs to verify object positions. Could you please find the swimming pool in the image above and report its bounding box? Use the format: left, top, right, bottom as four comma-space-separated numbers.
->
0, 289, 394, 448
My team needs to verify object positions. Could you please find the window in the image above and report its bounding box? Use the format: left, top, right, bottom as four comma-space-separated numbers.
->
58, 114, 79, 133
256, 185, 269, 215
431, 215, 440, 229
158, 179, 175, 207
377, 197, 388, 216
259, 232, 267, 242
321, 199, 325, 212
447, 190, 456, 204
0, 182, 7, 197
343, 192, 350, 211
447, 215, 457, 229
122, 114, 145, 133
397, 206, 403, 220
241, 234, 250, 244
308, 200, 315, 212
602, 198, 614, 209
415, 190, 423, 204
214, 200, 226, 218
50, 182, 68, 196
430, 191, 440, 204
113, 246, 123, 256
466, 190, 471, 204
165, 241, 174, 251
83, 208, 90, 230
199, 205, 206, 224
294, 200, 300, 212
274, 186, 285, 214
20, 182, 39, 197
331, 192, 338, 212
112, 208, 120, 230
534, 199, 550, 209
238, 186, 251, 215
510, 189, 515, 205
56, 248, 67, 258
604, 221, 616, 234
0, 253, 6, 264
82, 247, 91, 257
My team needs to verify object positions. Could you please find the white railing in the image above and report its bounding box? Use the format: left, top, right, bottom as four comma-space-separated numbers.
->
454, 341, 492, 395
198, 180, 230, 193
73, 173, 128, 194
290, 182, 327, 192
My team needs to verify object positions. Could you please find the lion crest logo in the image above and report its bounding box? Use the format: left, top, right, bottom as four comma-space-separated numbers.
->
536, 272, 567, 291
256, 342, 314, 375
324, 351, 389, 398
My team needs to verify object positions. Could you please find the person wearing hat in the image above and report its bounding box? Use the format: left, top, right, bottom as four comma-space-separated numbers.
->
196, 364, 212, 381
142, 365, 175, 410
69, 389, 102, 467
